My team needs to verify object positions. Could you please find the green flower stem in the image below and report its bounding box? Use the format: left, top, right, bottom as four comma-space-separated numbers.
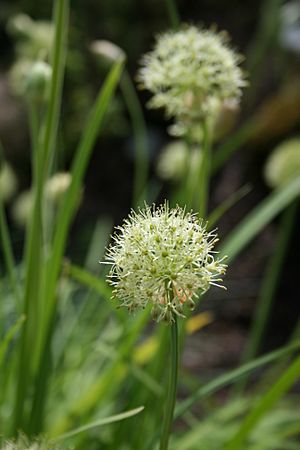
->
198, 120, 211, 218
120, 71, 149, 208
165, 0, 180, 29
159, 316, 179, 450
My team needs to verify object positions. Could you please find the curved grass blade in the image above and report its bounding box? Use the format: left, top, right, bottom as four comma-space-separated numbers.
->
55, 406, 144, 440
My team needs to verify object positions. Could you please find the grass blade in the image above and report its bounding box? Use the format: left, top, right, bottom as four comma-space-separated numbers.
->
175, 340, 300, 419
223, 355, 300, 450
0, 315, 25, 366
55, 406, 144, 440
29, 59, 124, 433
220, 177, 300, 262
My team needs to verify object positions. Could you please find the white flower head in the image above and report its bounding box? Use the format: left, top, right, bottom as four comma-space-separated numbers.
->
137, 25, 246, 136
104, 203, 226, 323
264, 137, 300, 188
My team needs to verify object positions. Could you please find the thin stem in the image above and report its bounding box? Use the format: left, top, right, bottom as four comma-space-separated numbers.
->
120, 71, 149, 207
198, 120, 211, 218
159, 317, 179, 450
165, 0, 180, 29
0, 195, 20, 304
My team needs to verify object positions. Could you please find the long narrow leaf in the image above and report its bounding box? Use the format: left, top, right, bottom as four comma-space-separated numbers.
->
30, 45, 124, 435
55, 406, 144, 440
220, 177, 300, 262
223, 355, 300, 450
0, 315, 25, 366
175, 340, 300, 419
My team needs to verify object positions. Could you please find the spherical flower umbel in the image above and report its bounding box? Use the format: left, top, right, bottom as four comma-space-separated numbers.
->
264, 137, 300, 189
104, 204, 226, 323
137, 25, 246, 136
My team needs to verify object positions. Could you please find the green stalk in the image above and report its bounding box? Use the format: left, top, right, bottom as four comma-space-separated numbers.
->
159, 317, 179, 450
198, 120, 211, 218
165, 0, 180, 29
0, 189, 20, 304
184, 121, 211, 215
120, 71, 149, 207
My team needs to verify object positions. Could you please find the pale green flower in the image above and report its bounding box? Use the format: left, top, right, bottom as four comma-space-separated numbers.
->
24, 61, 52, 101
104, 203, 226, 323
264, 137, 300, 188
137, 25, 246, 137
157, 140, 201, 181
7, 14, 54, 59
12, 190, 33, 228
45, 172, 72, 203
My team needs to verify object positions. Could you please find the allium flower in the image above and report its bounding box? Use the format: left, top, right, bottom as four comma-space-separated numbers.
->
104, 203, 226, 323
264, 137, 300, 188
137, 25, 246, 136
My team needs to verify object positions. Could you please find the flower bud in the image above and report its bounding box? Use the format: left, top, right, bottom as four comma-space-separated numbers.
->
264, 137, 300, 188
45, 172, 72, 204
24, 61, 52, 102
90, 40, 126, 64
12, 190, 33, 228
0, 162, 18, 203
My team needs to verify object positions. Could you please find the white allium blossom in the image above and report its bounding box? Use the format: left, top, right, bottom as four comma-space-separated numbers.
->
138, 26, 245, 136
104, 203, 226, 323
264, 137, 300, 188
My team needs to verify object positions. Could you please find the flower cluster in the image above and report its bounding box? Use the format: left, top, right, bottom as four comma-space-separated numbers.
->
104, 204, 226, 323
264, 137, 300, 188
137, 25, 245, 136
